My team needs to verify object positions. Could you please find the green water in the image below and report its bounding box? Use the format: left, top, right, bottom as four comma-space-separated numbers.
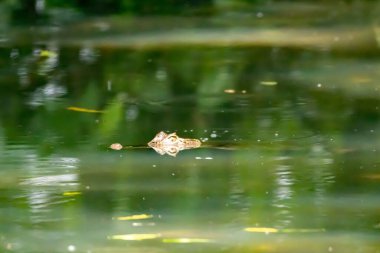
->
1, 1, 380, 252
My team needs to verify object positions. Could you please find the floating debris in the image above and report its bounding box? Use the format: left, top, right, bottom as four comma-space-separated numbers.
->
114, 214, 153, 221
224, 89, 236, 94
109, 233, 161, 241
66, 106, 103, 113
260, 81, 278, 86
148, 131, 201, 157
162, 238, 212, 243
244, 227, 279, 233
244, 227, 325, 233
109, 143, 123, 150
63, 191, 82, 196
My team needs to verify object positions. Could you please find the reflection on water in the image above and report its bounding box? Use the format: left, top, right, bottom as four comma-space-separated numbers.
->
273, 164, 294, 228
1, 131, 380, 251
1, 87, 380, 253
19, 154, 79, 226
28, 82, 67, 107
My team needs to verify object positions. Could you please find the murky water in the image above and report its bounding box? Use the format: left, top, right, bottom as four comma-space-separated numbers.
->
1, 1, 380, 252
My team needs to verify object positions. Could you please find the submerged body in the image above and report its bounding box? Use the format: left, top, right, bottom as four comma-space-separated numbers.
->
148, 131, 201, 156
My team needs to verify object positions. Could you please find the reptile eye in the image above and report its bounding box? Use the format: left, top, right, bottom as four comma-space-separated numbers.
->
168, 136, 177, 142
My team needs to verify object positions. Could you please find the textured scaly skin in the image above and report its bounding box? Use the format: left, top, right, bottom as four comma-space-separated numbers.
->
148, 131, 201, 156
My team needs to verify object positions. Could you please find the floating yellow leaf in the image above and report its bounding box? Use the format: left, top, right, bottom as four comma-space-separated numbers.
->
109, 233, 161, 241
260, 81, 278, 86
66, 106, 103, 113
115, 214, 153, 221
162, 238, 212, 243
224, 89, 236, 94
63, 191, 82, 196
244, 227, 325, 234
244, 227, 279, 233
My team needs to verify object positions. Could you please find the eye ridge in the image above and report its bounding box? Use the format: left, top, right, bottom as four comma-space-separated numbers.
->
166, 134, 178, 143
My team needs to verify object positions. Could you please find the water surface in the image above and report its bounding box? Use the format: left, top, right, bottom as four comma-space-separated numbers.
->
1, 1, 380, 252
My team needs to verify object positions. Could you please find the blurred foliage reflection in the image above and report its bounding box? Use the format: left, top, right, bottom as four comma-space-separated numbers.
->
1, 1, 380, 253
